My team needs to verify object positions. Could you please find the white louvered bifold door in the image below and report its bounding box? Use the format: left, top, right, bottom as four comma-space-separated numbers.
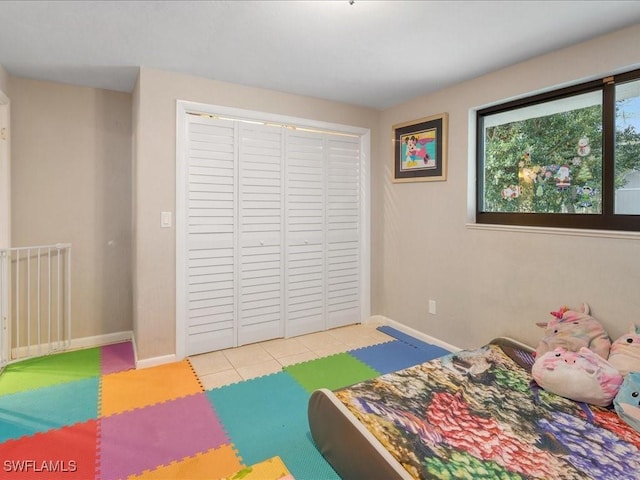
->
326, 136, 361, 328
285, 130, 326, 337
237, 123, 284, 345
185, 116, 237, 356
179, 104, 368, 357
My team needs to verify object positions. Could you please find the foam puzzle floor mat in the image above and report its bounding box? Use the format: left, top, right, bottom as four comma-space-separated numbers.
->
0, 327, 449, 479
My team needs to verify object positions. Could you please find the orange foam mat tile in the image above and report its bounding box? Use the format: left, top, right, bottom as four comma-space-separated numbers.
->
101, 360, 203, 417
127, 444, 243, 480
0, 420, 97, 480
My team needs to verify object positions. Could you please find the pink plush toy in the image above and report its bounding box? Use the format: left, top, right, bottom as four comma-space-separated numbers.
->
535, 303, 611, 359
532, 347, 623, 406
608, 324, 640, 376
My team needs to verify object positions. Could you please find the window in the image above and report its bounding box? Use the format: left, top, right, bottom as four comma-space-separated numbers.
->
477, 69, 640, 231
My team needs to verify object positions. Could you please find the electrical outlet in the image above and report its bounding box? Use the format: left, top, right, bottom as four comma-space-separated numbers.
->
428, 299, 436, 315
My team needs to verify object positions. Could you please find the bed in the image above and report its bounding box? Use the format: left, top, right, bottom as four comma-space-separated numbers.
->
308, 338, 640, 479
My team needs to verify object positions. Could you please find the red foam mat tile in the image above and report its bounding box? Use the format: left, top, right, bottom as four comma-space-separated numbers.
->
0, 420, 97, 480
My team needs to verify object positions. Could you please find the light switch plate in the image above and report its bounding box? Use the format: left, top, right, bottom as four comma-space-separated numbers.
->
161, 211, 172, 228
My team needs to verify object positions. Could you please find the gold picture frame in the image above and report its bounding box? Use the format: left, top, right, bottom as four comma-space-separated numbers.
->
392, 112, 448, 183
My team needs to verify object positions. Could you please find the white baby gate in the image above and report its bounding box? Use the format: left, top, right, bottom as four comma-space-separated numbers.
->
0, 243, 71, 368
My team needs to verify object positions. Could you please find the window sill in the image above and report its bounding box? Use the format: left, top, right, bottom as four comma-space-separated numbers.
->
465, 222, 640, 240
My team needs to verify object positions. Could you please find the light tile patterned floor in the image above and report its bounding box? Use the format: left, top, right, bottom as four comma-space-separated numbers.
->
189, 321, 393, 389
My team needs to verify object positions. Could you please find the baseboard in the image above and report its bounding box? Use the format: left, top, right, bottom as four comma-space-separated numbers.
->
366, 315, 461, 352
10, 330, 133, 358
71, 331, 132, 350
130, 333, 139, 366
135, 353, 178, 369
129, 332, 177, 369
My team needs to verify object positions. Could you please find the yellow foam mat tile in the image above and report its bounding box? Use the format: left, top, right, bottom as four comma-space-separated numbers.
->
224, 456, 294, 480
128, 444, 243, 480
101, 360, 203, 416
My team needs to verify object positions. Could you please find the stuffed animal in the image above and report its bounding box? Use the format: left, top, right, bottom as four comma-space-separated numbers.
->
608, 324, 640, 376
613, 372, 640, 433
532, 347, 623, 407
535, 303, 611, 359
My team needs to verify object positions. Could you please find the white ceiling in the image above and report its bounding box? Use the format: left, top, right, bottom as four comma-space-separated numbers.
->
1, 1, 640, 109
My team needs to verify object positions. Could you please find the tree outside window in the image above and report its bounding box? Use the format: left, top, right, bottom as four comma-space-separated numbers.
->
477, 70, 640, 231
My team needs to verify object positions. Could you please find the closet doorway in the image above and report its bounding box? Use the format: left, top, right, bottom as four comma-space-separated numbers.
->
176, 102, 371, 358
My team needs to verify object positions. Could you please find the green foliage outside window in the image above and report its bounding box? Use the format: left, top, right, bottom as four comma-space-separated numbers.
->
482, 97, 640, 217
483, 104, 603, 214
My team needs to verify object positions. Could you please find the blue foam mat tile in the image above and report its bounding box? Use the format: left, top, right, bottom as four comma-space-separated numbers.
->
206, 371, 338, 480
350, 340, 444, 374
377, 326, 450, 356
0, 376, 99, 442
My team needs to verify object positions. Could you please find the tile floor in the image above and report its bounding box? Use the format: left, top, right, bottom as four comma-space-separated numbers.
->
189, 321, 393, 390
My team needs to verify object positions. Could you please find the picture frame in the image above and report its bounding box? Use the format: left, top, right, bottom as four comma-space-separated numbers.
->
392, 112, 448, 183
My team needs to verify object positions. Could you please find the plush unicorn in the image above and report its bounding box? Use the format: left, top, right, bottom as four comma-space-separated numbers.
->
608, 324, 640, 376
535, 303, 611, 359
613, 372, 640, 433
532, 347, 623, 406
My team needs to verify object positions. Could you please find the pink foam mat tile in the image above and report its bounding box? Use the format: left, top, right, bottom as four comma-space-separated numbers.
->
98, 392, 228, 480
100, 341, 136, 375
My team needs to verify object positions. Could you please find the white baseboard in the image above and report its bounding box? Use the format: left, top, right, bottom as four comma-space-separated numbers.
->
135, 353, 178, 369
365, 315, 461, 352
71, 331, 132, 350
129, 332, 177, 369
11, 330, 133, 359
130, 333, 139, 366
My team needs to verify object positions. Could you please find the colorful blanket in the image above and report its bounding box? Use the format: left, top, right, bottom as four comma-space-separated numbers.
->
335, 343, 640, 479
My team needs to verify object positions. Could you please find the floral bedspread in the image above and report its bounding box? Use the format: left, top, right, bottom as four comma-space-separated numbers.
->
334, 343, 640, 479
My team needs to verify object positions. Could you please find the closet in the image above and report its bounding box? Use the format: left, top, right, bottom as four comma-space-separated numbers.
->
176, 103, 370, 357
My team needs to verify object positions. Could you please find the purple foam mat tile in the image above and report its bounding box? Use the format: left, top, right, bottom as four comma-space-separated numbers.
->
98, 392, 228, 480
101, 341, 136, 375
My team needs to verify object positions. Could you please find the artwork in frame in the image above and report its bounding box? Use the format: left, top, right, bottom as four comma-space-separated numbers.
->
392, 112, 448, 183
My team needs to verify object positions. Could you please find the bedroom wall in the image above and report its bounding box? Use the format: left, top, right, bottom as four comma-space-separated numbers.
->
378, 23, 640, 350
131, 72, 141, 358
133, 68, 380, 361
9, 77, 133, 340
0, 64, 9, 94
0, 63, 9, 251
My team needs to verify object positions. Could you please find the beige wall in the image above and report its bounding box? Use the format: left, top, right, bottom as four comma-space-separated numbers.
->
132, 72, 140, 355
0, 64, 9, 250
0, 64, 9, 95
10, 77, 133, 339
134, 68, 380, 360
378, 24, 640, 350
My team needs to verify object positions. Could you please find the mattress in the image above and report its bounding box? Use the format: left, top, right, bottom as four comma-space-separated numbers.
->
308, 338, 640, 479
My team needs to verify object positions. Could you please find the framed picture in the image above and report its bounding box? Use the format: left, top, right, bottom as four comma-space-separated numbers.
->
392, 112, 448, 183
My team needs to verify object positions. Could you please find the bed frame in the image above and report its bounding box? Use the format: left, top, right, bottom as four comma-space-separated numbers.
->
308, 337, 640, 480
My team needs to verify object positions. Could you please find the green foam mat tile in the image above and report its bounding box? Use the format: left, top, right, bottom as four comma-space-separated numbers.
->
0, 347, 101, 396
284, 352, 380, 393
